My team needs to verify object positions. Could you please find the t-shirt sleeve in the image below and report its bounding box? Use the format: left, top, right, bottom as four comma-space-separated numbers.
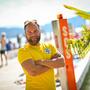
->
49, 43, 58, 56
18, 48, 32, 64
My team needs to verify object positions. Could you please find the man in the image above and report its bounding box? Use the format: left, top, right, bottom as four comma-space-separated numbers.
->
0, 32, 8, 67
17, 34, 22, 48
18, 20, 65, 90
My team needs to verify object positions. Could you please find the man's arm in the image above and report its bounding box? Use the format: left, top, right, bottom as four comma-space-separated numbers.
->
21, 59, 50, 76
36, 52, 65, 68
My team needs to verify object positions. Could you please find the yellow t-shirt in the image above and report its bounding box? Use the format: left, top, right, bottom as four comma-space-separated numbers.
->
18, 43, 57, 90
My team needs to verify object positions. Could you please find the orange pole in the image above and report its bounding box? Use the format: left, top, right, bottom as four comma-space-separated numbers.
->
57, 14, 77, 90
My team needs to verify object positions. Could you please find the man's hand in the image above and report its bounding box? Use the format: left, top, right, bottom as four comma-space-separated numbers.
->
51, 53, 61, 59
35, 57, 65, 68
35, 52, 65, 69
35, 60, 42, 65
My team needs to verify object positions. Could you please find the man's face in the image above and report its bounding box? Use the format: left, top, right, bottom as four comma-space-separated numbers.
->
25, 23, 41, 45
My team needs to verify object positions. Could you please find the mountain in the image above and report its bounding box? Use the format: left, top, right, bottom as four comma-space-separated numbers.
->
0, 27, 24, 38
0, 16, 86, 38
68, 16, 86, 28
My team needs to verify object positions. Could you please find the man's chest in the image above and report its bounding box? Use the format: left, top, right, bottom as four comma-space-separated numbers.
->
28, 47, 52, 61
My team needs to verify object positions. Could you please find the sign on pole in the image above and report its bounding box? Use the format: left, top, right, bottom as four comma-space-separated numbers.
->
52, 14, 77, 90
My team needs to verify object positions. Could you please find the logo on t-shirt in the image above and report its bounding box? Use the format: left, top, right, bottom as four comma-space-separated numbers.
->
44, 48, 51, 54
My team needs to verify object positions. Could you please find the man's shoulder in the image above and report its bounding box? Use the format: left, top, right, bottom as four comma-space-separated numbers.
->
42, 42, 54, 47
18, 45, 27, 52
18, 47, 25, 54
18, 47, 24, 51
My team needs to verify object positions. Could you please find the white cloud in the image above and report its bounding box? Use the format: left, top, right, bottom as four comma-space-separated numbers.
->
0, 0, 90, 27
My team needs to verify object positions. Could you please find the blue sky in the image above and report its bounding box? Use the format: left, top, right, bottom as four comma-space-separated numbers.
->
0, 0, 90, 27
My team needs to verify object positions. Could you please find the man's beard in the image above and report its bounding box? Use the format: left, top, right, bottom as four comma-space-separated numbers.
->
27, 36, 40, 45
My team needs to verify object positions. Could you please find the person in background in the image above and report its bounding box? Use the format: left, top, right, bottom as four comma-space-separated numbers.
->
6, 40, 12, 51
18, 20, 65, 90
0, 32, 8, 67
17, 34, 22, 48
